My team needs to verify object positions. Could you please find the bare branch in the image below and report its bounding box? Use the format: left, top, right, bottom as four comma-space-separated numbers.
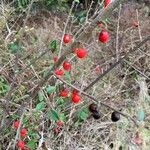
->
54, 74, 138, 126
84, 36, 150, 91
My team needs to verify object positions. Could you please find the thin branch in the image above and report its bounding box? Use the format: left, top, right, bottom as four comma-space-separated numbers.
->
84, 36, 150, 91
124, 60, 150, 80
3, 48, 50, 100
54, 74, 138, 126
28, 0, 128, 100
58, 1, 75, 57
13, 108, 25, 150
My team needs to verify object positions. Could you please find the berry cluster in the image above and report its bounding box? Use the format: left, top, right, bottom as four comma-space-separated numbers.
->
54, 27, 110, 104
58, 88, 81, 103
89, 103, 120, 122
13, 120, 29, 150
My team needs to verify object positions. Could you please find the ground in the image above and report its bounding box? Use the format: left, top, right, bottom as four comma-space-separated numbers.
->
0, 0, 150, 150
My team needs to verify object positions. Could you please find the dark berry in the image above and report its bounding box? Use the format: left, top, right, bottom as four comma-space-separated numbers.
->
89, 103, 98, 113
119, 146, 123, 150
109, 143, 114, 149
111, 111, 120, 122
92, 110, 101, 119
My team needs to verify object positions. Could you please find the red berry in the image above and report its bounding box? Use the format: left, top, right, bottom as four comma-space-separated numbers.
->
75, 48, 87, 58
104, 0, 110, 7
20, 128, 27, 137
63, 61, 71, 70
54, 69, 64, 76
71, 94, 81, 103
13, 120, 20, 129
56, 120, 63, 127
63, 34, 71, 44
98, 30, 109, 43
16, 140, 25, 149
53, 56, 58, 62
59, 88, 68, 97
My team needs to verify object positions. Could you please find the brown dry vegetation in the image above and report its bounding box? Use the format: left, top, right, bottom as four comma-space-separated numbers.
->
0, 0, 150, 150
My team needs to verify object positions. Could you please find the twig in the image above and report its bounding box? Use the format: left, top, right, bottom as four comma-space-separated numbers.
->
3, 48, 50, 111
13, 108, 25, 150
116, 4, 122, 61
54, 74, 138, 126
58, 1, 75, 57
84, 36, 150, 91
124, 60, 150, 80
28, 0, 128, 100
136, 9, 142, 41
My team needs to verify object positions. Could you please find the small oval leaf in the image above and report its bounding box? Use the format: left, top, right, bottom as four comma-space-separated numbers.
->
35, 102, 45, 111
49, 109, 59, 121
137, 109, 145, 121
46, 85, 56, 94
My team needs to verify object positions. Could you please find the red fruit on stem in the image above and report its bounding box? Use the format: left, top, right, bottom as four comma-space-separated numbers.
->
56, 120, 63, 127
71, 94, 81, 103
63, 34, 71, 44
76, 48, 87, 58
20, 128, 27, 137
13, 120, 20, 129
16, 140, 25, 149
63, 61, 71, 70
104, 0, 110, 7
98, 30, 109, 43
54, 69, 64, 76
59, 88, 68, 97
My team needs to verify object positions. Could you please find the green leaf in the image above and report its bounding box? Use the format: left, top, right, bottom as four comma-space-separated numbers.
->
80, 17, 86, 23
77, 108, 89, 121
38, 91, 44, 101
50, 40, 57, 51
27, 139, 36, 150
46, 85, 56, 94
35, 101, 45, 111
8, 42, 19, 54
105, 18, 111, 23
64, 71, 72, 84
48, 109, 59, 120
56, 97, 64, 105
137, 108, 145, 121
59, 113, 65, 121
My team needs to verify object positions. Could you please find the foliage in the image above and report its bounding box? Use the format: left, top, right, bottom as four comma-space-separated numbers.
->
0, 76, 10, 97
